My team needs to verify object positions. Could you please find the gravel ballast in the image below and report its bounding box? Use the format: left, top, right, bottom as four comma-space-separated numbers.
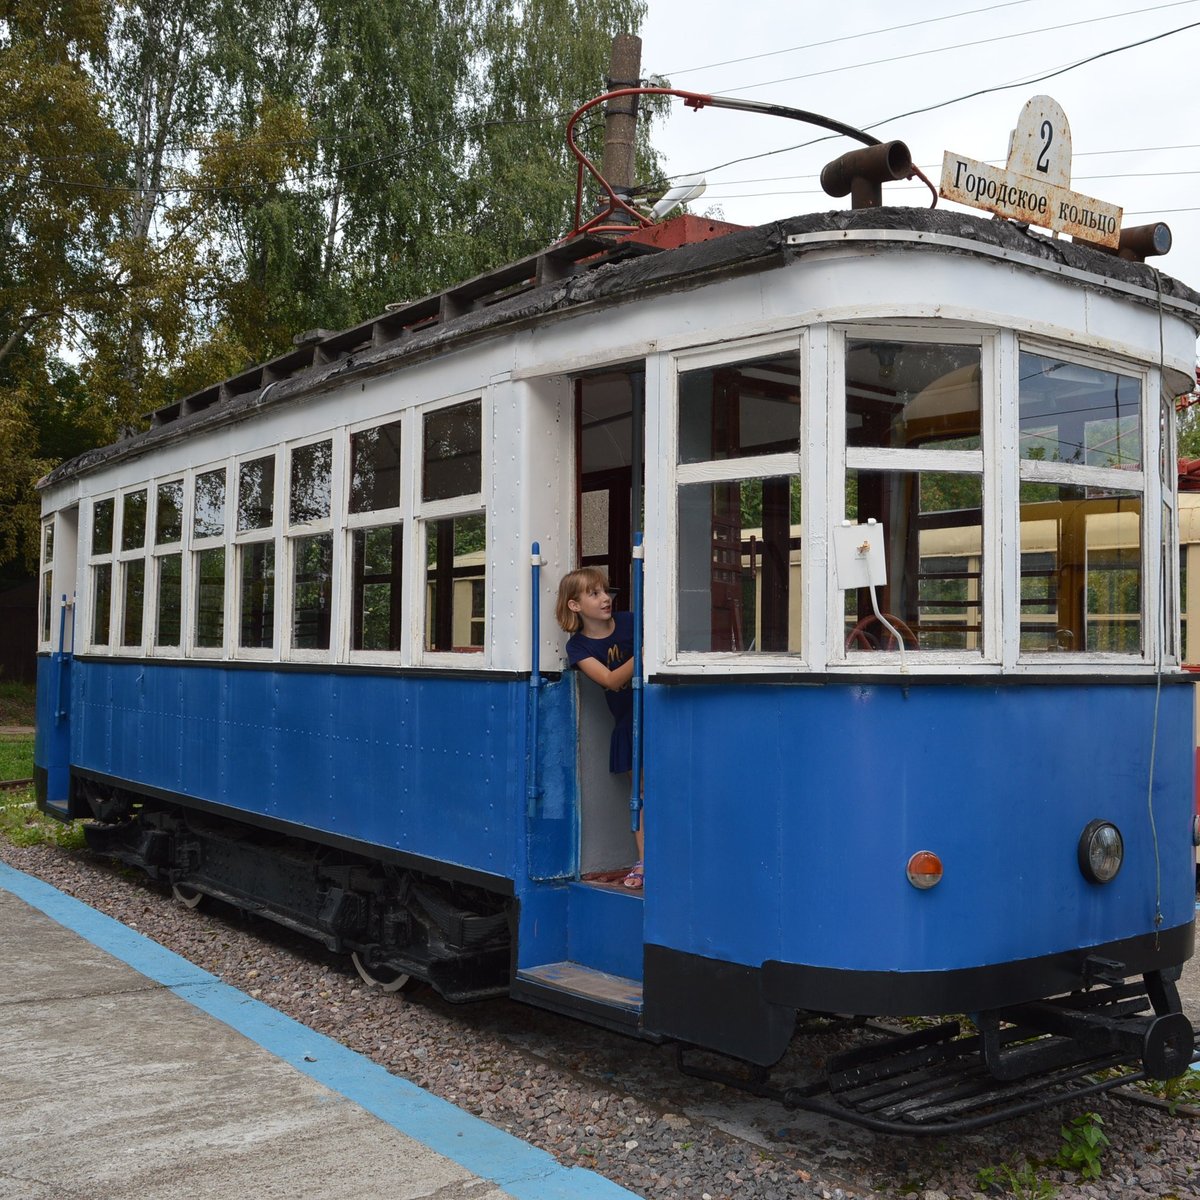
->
4, 839, 1198, 1200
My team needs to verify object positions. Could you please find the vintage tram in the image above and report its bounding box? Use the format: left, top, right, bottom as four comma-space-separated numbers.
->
33, 103, 1200, 1130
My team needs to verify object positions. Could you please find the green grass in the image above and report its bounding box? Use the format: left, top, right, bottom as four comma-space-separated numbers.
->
0, 680, 36, 726
0, 784, 85, 850
0, 735, 33, 782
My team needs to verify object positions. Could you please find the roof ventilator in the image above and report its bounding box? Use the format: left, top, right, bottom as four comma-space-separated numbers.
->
820, 141, 914, 209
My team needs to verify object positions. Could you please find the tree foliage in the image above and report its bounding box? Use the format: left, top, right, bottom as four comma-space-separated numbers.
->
0, 0, 658, 571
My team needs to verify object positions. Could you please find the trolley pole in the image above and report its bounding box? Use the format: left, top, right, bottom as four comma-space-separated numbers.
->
600, 33, 642, 224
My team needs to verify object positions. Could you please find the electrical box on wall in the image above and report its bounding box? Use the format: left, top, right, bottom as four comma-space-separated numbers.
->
833, 520, 888, 590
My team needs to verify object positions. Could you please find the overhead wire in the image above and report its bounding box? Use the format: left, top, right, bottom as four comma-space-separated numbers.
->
873, 19, 1200, 129
680, 166, 1200, 195
667, 20, 1200, 180
707, 0, 1200, 95
655, 0, 1040, 77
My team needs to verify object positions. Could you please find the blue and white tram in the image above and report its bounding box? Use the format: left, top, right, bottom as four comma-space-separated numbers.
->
34, 175, 1200, 1129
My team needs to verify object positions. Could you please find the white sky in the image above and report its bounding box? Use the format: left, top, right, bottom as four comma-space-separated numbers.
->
635, 0, 1200, 316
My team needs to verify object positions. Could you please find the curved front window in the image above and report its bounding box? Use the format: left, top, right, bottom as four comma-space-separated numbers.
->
668, 326, 1167, 673
1017, 352, 1145, 658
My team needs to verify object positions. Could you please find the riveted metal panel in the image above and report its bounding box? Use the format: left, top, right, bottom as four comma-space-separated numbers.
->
643, 679, 1194, 976
69, 660, 528, 879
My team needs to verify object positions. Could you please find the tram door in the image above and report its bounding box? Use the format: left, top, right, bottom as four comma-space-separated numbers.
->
575, 370, 642, 874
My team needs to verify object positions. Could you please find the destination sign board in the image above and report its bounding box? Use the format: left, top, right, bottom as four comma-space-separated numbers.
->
939, 96, 1122, 249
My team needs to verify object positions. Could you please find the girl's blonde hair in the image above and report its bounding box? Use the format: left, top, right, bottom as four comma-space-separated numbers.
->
555, 566, 610, 633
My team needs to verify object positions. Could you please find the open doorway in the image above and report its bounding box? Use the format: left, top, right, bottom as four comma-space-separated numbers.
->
574, 368, 642, 876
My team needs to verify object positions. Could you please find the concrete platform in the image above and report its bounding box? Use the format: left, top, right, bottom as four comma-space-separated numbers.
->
0, 862, 640, 1200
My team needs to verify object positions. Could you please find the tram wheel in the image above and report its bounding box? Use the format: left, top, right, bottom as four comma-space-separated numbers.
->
351, 951, 416, 994
171, 883, 204, 909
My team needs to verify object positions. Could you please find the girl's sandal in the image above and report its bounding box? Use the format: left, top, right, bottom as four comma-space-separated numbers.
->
622, 862, 644, 890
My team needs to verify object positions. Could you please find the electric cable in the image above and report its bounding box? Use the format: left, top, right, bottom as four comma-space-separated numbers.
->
709, 0, 1200, 96
663, 21, 1200, 181
655, 0, 1040, 77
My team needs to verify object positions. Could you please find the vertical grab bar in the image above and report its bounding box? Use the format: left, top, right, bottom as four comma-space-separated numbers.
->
631, 532, 644, 833
527, 543, 544, 816
54, 593, 70, 724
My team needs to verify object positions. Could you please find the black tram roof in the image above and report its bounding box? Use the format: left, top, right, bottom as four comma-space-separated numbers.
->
41, 207, 1200, 489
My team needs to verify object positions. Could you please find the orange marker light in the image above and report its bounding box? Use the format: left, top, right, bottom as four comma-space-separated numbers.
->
906, 850, 943, 890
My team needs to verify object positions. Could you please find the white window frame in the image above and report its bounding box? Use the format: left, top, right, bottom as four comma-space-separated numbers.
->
149, 475, 185, 656
112, 485, 150, 655
1159, 382, 1180, 667
233, 449, 282, 662
189, 461, 231, 659
283, 430, 343, 663
346, 412, 408, 665
413, 393, 487, 667
828, 324, 999, 671
1009, 337, 1153, 670
662, 331, 808, 672
37, 518, 55, 652
84, 494, 117, 654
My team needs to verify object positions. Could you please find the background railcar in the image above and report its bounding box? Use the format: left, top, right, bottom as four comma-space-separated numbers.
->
33, 201, 1200, 1130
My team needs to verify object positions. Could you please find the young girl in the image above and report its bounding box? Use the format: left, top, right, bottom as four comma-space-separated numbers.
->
555, 567, 644, 889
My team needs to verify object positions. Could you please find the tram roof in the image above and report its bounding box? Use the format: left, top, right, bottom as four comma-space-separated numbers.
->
41, 206, 1200, 489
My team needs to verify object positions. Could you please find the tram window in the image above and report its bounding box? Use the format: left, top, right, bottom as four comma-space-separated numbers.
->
678, 476, 801, 653
678, 352, 801, 464
1180, 545, 1189, 661
115, 490, 149, 650
1019, 354, 1141, 468
40, 522, 54, 644
120, 559, 145, 646
292, 533, 332, 650
289, 440, 332, 525
239, 542, 275, 650
352, 525, 402, 652
194, 547, 225, 649
423, 402, 481, 501
91, 563, 112, 646
156, 553, 182, 647
120, 490, 147, 551
89, 499, 115, 648
194, 469, 226, 539
845, 470, 983, 653
471, 579, 485, 648
155, 481, 183, 544
846, 342, 981, 451
153, 481, 183, 648
424, 514, 485, 653
1160, 394, 1179, 661
1163, 500, 1177, 659
1018, 484, 1142, 654
351, 421, 403, 513
238, 456, 275, 531
92, 498, 114, 555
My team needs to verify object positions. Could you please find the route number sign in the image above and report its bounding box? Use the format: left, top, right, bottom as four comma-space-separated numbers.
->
939, 96, 1122, 249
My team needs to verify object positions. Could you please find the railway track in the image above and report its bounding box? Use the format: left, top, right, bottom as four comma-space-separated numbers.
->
2, 836, 1198, 1200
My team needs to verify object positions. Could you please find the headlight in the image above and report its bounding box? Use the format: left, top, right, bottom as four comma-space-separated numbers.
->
1078, 820, 1123, 884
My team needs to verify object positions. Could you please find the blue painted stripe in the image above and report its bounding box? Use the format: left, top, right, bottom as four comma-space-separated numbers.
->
0, 862, 640, 1200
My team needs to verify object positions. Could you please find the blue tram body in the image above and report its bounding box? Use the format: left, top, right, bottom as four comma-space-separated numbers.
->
32, 193, 1200, 1129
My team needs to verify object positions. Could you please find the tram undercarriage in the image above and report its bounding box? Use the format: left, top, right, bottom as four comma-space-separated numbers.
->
676, 972, 1199, 1133
77, 779, 513, 1003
